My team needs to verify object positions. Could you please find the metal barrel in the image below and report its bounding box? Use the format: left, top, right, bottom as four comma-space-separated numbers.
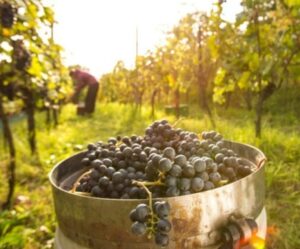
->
49, 141, 266, 249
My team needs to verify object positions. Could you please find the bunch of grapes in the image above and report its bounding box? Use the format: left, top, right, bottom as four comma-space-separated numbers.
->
0, 2, 14, 28
130, 201, 171, 247
71, 120, 255, 247
12, 40, 32, 71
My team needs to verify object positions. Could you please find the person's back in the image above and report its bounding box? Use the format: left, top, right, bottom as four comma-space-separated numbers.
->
70, 69, 99, 115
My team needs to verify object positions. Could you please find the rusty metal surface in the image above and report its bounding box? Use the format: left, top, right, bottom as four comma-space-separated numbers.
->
49, 141, 266, 249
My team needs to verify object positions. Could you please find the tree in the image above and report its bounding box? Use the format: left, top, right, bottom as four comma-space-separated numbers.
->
0, 0, 70, 209
212, 0, 300, 137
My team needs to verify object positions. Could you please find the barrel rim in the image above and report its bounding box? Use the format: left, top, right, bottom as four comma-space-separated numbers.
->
48, 140, 266, 202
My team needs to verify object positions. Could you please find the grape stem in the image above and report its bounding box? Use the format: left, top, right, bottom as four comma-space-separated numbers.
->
70, 169, 92, 193
132, 180, 156, 239
132, 180, 164, 187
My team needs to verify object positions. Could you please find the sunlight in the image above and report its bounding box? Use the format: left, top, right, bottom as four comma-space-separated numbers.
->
46, 0, 241, 77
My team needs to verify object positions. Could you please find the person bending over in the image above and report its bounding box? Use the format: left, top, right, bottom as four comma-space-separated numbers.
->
69, 69, 99, 115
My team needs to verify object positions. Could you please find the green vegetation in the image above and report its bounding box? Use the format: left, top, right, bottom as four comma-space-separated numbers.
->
0, 100, 299, 248
1, 0, 300, 248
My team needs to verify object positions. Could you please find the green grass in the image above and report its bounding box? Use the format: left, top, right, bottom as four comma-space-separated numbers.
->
0, 102, 299, 249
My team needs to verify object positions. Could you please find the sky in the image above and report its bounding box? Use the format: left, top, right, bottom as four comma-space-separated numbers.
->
48, 0, 242, 78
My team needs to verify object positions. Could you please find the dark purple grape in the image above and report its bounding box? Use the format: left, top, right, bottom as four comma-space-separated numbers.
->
91, 159, 102, 168
131, 221, 147, 236
103, 158, 112, 167
106, 166, 116, 177
97, 164, 107, 175
182, 165, 195, 178
117, 160, 127, 169
198, 171, 209, 181
165, 176, 178, 187
115, 183, 124, 192
135, 204, 150, 222
158, 158, 172, 173
174, 155, 187, 167
204, 181, 215, 191
127, 172, 136, 180
87, 152, 96, 161
112, 172, 124, 184
192, 158, 206, 173
98, 176, 110, 187
157, 219, 172, 233
155, 232, 169, 247
166, 186, 180, 197
191, 177, 204, 192
209, 172, 221, 184
128, 186, 140, 198
152, 154, 162, 167
90, 169, 100, 180
168, 164, 182, 177
91, 185, 105, 197
179, 178, 191, 191
154, 201, 170, 219
108, 137, 117, 145
163, 147, 176, 161
237, 165, 252, 177
123, 147, 133, 158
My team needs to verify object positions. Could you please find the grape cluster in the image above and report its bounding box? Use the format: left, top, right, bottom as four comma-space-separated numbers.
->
130, 201, 171, 247
12, 40, 32, 71
0, 2, 14, 28
74, 120, 254, 198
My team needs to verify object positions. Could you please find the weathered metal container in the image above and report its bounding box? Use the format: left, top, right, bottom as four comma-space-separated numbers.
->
49, 141, 266, 249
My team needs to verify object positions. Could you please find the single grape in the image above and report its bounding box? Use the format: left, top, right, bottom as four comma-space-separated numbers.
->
191, 177, 204, 192
155, 232, 169, 247
174, 155, 187, 167
157, 219, 172, 233
91, 185, 105, 197
204, 181, 215, 191
123, 147, 133, 158
131, 221, 147, 236
117, 160, 127, 169
154, 201, 170, 219
103, 158, 112, 167
128, 186, 140, 198
237, 165, 252, 176
152, 154, 162, 167
135, 203, 150, 222
165, 176, 178, 187
98, 176, 110, 187
158, 158, 172, 173
168, 164, 182, 177
215, 153, 225, 164
90, 169, 100, 180
179, 178, 191, 191
209, 172, 222, 184
112, 171, 124, 184
106, 166, 116, 177
163, 147, 176, 161
87, 143, 96, 151
97, 164, 107, 175
182, 165, 195, 178
193, 158, 206, 173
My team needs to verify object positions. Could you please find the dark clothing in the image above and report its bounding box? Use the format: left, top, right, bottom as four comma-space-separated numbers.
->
70, 70, 99, 114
